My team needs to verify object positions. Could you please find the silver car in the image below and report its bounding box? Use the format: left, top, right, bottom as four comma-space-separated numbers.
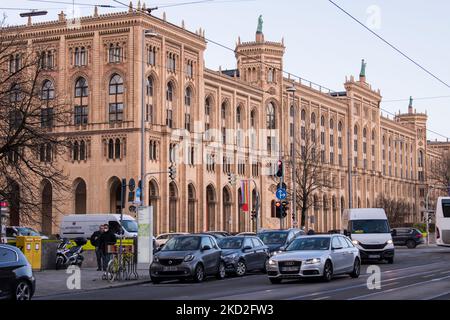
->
267, 234, 361, 283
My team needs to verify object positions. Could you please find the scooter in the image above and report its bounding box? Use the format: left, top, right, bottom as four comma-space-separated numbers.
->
55, 237, 86, 270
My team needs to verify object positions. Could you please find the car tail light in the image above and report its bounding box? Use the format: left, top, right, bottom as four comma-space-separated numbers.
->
415, 233, 422, 238
436, 227, 440, 239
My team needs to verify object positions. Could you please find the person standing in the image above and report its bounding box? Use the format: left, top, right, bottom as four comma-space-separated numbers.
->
99, 224, 117, 273
90, 225, 104, 271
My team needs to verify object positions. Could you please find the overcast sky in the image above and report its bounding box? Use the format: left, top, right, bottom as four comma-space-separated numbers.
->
3, 0, 450, 141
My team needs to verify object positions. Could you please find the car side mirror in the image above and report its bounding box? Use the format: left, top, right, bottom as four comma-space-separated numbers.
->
202, 245, 211, 251
243, 246, 252, 252
279, 246, 286, 251
332, 246, 343, 250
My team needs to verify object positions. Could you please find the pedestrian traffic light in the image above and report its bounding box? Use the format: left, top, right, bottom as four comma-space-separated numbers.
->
251, 210, 257, 221
169, 164, 177, 180
276, 160, 283, 177
281, 200, 289, 213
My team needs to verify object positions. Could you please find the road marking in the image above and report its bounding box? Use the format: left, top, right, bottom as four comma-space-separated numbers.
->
313, 296, 330, 300
348, 275, 450, 300
423, 290, 450, 300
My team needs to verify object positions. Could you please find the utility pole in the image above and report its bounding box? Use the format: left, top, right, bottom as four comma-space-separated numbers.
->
287, 86, 297, 226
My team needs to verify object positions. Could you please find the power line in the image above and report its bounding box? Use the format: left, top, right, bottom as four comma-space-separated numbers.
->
27, 0, 117, 8
327, 0, 450, 89
383, 95, 450, 103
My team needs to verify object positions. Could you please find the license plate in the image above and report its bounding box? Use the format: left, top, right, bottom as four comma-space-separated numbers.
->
281, 267, 299, 272
368, 255, 380, 259
163, 266, 178, 271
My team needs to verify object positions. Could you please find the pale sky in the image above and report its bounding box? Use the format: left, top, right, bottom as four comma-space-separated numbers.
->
2, 0, 450, 141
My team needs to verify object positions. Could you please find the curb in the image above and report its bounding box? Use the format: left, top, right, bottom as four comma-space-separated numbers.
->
35, 278, 153, 299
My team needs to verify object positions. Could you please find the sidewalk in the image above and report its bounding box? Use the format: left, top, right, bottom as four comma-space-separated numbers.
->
34, 264, 151, 298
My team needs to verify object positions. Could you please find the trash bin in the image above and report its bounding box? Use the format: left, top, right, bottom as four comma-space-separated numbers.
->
16, 236, 41, 270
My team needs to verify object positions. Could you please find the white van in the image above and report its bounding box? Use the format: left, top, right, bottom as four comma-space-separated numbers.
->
342, 208, 395, 263
60, 214, 138, 239
436, 197, 450, 247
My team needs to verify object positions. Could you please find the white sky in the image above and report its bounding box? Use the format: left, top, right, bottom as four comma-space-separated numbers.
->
2, 0, 450, 141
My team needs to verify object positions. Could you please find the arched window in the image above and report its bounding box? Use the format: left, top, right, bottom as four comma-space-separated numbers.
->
205, 97, 211, 116
266, 102, 276, 129
311, 112, 316, 124
418, 150, 424, 167
267, 68, 274, 83
109, 74, 124, 123
146, 77, 153, 96
80, 140, 86, 160
73, 141, 79, 161
236, 106, 242, 125
166, 81, 174, 102
330, 118, 334, 130
221, 102, 227, 120
108, 139, 114, 159
114, 139, 121, 159
250, 109, 256, 127
301, 109, 306, 121
10, 83, 21, 102
41, 80, 55, 101
75, 77, 88, 97
321, 115, 325, 127
184, 87, 192, 106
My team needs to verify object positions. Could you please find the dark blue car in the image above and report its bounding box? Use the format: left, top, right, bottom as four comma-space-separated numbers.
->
218, 236, 269, 276
257, 229, 305, 256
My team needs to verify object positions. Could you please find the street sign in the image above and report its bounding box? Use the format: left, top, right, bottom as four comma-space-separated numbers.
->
276, 188, 287, 200
134, 187, 142, 205
129, 178, 136, 192
276, 182, 287, 190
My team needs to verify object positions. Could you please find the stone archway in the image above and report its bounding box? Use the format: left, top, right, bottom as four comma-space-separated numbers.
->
74, 178, 87, 214
108, 177, 122, 214
206, 185, 216, 231
41, 180, 53, 235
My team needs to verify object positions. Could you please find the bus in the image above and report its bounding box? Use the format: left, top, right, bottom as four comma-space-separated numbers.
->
435, 197, 450, 247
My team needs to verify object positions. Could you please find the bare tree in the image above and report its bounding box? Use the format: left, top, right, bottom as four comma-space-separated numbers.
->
282, 122, 338, 228
376, 195, 409, 227
429, 151, 450, 196
0, 19, 70, 229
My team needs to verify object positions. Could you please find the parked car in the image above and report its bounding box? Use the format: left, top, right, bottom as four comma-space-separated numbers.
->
204, 231, 231, 238
391, 228, 424, 248
267, 235, 361, 284
218, 236, 269, 276
150, 235, 225, 283
257, 228, 305, 256
156, 232, 190, 248
0, 244, 36, 300
236, 232, 257, 236
343, 208, 395, 263
6, 226, 49, 241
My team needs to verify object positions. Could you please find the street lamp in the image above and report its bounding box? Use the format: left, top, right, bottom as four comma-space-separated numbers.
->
286, 86, 297, 226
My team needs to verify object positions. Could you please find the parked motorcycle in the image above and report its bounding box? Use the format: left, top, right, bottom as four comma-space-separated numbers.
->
55, 237, 86, 270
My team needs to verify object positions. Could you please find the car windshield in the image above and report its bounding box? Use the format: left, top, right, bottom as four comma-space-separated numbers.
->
286, 237, 330, 251
351, 220, 390, 234
218, 238, 243, 249
162, 236, 200, 251
16, 227, 40, 236
122, 220, 138, 233
258, 232, 287, 245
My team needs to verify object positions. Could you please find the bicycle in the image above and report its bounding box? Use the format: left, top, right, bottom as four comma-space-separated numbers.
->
104, 244, 137, 282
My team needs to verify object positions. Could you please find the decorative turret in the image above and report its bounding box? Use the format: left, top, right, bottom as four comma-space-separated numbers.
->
359, 59, 367, 82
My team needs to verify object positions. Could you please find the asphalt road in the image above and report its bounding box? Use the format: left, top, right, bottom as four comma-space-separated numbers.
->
38, 246, 450, 300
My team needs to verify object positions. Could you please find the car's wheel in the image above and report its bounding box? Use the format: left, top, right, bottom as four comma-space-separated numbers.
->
387, 257, 394, 264
150, 276, 161, 284
14, 281, 31, 301
349, 258, 361, 278
269, 278, 282, 284
235, 260, 247, 277
193, 264, 205, 283
406, 240, 417, 249
55, 256, 64, 270
322, 260, 333, 282
216, 261, 226, 280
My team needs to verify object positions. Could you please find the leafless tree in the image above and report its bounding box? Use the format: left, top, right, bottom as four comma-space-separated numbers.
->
0, 19, 71, 229
428, 151, 450, 196
280, 122, 338, 228
376, 195, 409, 227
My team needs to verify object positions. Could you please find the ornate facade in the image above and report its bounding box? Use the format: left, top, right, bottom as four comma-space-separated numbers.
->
3, 6, 446, 235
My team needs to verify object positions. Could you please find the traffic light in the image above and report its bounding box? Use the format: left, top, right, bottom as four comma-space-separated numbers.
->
121, 178, 127, 209
227, 172, 236, 185
251, 210, 257, 221
275, 201, 283, 218
169, 164, 177, 180
276, 160, 283, 177
281, 200, 289, 214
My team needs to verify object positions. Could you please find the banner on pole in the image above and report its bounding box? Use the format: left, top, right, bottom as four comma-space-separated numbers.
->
137, 206, 153, 264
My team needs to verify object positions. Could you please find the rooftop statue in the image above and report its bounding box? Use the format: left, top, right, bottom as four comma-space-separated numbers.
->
257, 15, 263, 34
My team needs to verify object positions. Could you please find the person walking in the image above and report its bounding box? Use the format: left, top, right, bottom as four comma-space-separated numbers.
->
99, 224, 117, 274
90, 225, 104, 271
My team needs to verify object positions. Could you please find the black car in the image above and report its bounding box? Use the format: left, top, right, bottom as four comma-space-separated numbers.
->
0, 244, 36, 300
392, 228, 424, 249
257, 228, 305, 255
218, 236, 269, 276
